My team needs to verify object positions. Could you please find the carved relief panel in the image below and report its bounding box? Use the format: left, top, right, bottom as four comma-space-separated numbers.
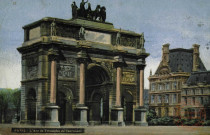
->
58, 57, 76, 79
56, 24, 79, 39
26, 56, 38, 79
122, 71, 135, 84
120, 35, 137, 47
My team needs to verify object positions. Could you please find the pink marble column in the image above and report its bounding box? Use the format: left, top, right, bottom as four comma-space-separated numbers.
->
139, 69, 144, 107
50, 60, 57, 104
79, 62, 85, 105
116, 66, 122, 107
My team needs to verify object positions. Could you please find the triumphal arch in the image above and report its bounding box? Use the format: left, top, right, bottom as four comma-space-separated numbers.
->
17, 1, 149, 126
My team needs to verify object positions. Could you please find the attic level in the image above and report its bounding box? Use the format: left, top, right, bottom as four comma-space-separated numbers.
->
22, 17, 144, 49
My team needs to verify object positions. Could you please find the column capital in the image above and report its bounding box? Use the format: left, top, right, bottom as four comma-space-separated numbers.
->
48, 54, 59, 62
136, 64, 146, 70
136, 59, 146, 70
113, 56, 127, 68
113, 62, 127, 68
77, 50, 88, 58
77, 50, 91, 64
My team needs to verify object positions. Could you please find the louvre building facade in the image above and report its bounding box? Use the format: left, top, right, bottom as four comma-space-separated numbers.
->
148, 44, 207, 118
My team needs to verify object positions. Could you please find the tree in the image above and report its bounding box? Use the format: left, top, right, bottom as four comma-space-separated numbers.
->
0, 88, 13, 123
146, 108, 158, 122
12, 89, 21, 121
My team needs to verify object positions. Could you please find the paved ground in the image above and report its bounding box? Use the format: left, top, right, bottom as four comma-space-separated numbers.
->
0, 124, 210, 135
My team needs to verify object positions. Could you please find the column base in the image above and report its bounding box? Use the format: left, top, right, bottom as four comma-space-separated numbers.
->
74, 106, 88, 126
45, 105, 60, 127
35, 120, 44, 126
45, 121, 60, 127
111, 107, 125, 126
134, 107, 148, 126
89, 121, 101, 126
64, 121, 73, 125
20, 120, 28, 124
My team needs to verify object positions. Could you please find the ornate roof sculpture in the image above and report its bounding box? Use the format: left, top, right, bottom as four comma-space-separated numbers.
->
71, 0, 106, 22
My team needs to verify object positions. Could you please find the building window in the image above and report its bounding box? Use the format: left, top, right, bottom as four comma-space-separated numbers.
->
158, 95, 162, 103
178, 82, 181, 89
178, 94, 181, 103
172, 94, 177, 103
158, 108, 161, 117
191, 109, 195, 118
151, 95, 154, 103
204, 89, 208, 94
192, 97, 195, 105
165, 83, 170, 90
197, 109, 200, 117
158, 84, 163, 90
165, 94, 169, 103
165, 108, 169, 117
151, 83, 155, 91
195, 89, 199, 94
204, 96, 209, 104
174, 108, 177, 116
185, 109, 188, 117
185, 90, 187, 95
173, 82, 177, 90
162, 84, 165, 90
185, 97, 187, 105
192, 89, 195, 95
201, 89, 203, 94
200, 97, 204, 104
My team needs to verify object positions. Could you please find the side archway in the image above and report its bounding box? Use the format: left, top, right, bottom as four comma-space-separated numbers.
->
26, 88, 36, 124
122, 91, 133, 124
57, 87, 74, 125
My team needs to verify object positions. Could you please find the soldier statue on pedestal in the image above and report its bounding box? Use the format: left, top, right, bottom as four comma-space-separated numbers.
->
51, 20, 56, 36
79, 27, 86, 40
116, 31, 121, 45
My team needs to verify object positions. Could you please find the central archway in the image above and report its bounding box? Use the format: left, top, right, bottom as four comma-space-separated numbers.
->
86, 65, 110, 125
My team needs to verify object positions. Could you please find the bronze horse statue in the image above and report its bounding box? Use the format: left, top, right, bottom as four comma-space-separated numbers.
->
92, 5, 101, 20
71, 1, 106, 22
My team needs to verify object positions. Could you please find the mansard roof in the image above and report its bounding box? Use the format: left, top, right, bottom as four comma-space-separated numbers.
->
155, 47, 206, 75
169, 48, 206, 73
186, 71, 210, 85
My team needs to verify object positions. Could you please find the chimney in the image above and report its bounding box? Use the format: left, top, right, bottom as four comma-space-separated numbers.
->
192, 44, 200, 71
162, 43, 170, 66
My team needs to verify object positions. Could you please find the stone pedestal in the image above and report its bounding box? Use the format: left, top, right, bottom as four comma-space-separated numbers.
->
45, 105, 60, 126
111, 107, 125, 126
35, 120, 43, 126
134, 107, 148, 126
74, 106, 88, 126
89, 121, 101, 126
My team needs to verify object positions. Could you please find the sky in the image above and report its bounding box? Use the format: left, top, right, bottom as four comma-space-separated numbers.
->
0, 0, 210, 89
